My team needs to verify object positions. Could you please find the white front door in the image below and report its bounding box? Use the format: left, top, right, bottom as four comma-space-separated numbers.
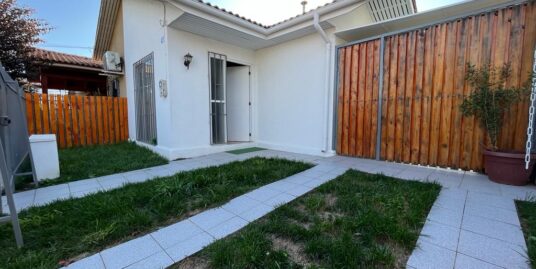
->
226, 66, 250, 142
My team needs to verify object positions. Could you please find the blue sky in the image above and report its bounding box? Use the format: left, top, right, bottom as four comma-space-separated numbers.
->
21, 0, 465, 58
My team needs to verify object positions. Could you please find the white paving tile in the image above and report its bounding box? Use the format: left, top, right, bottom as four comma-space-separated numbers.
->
461, 215, 526, 245
151, 220, 204, 249
457, 230, 529, 269
100, 235, 163, 269
454, 253, 503, 269
466, 192, 516, 212
418, 220, 460, 251
407, 241, 456, 269
245, 186, 282, 202
427, 205, 463, 228
207, 216, 248, 239
68, 179, 102, 193
165, 232, 214, 262
124, 251, 174, 269
284, 184, 313, 197
189, 207, 235, 231
464, 202, 520, 226
264, 193, 295, 208
238, 203, 274, 222
222, 195, 262, 215
64, 254, 105, 269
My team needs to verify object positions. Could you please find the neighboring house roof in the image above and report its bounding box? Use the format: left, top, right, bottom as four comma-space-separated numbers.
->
33, 48, 103, 69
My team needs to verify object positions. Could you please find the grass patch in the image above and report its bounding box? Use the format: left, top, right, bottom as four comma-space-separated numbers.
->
226, 147, 266, 155
1, 157, 312, 269
175, 170, 441, 269
516, 200, 536, 268
16, 142, 168, 190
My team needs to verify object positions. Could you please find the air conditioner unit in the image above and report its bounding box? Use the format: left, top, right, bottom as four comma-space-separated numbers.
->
103, 51, 122, 72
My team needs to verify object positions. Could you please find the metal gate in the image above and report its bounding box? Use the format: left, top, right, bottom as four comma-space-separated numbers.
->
133, 53, 157, 144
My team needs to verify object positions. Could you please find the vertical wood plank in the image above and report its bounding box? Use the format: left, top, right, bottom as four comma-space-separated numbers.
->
56, 95, 65, 148
411, 30, 425, 164
97, 97, 105, 144
336, 48, 345, 154
349, 45, 359, 156
90, 96, 98, 144
33, 94, 42, 134
41, 94, 50, 133
387, 36, 399, 161
103, 96, 110, 143
419, 27, 434, 165
342, 47, 352, 154
429, 24, 447, 166
380, 37, 391, 160
64, 95, 72, 147
122, 98, 129, 140
84, 96, 92, 145
25, 93, 34, 135
77, 96, 86, 146
403, 31, 416, 163
363, 41, 373, 158
114, 98, 121, 142
394, 33, 407, 162
48, 95, 57, 136
370, 39, 380, 158
108, 97, 115, 143
357, 43, 367, 157
71, 95, 79, 147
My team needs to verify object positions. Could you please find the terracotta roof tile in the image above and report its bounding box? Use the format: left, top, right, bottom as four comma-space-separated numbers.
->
32, 48, 103, 69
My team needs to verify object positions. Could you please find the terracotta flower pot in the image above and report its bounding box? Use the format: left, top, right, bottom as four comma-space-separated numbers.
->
483, 150, 535, 186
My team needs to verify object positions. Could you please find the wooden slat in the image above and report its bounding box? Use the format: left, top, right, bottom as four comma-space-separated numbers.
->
394, 33, 407, 162
342, 47, 352, 154
25, 93, 34, 135
71, 95, 79, 146
108, 97, 114, 143
114, 98, 120, 142
438, 22, 457, 166
419, 26, 434, 165
403, 31, 416, 163
56, 95, 65, 148
90, 97, 98, 144
77, 96, 86, 146
357, 43, 367, 157
410, 30, 425, 164
349, 45, 359, 156
41, 94, 50, 133
336, 48, 346, 154
97, 97, 104, 144
64, 95, 72, 147
380, 37, 391, 160
370, 39, 380, 158
33, 94, 42, 134
387, 36, 398, 161
363, 41, 374, 158
84, 96, 92, 145
102, 96, 109, 143
123, 98, 129, 140
48, 95, 57, 136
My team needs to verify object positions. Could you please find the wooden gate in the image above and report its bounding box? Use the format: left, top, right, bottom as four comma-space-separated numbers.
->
336, 2, 536, 171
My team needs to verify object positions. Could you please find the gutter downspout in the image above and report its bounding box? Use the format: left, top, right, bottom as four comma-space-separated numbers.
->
313, 12, 332, 154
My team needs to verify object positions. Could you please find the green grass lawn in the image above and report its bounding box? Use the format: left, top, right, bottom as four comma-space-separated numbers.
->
1, 157, 312, 269
174, 170, 441, 269
16, 142, 168, 190
516, 200, 536, 269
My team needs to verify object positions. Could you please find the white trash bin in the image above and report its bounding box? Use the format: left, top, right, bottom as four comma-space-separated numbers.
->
29, 134, 60, 181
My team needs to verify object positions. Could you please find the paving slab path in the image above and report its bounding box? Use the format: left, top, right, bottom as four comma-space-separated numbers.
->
4, 151, 536, 269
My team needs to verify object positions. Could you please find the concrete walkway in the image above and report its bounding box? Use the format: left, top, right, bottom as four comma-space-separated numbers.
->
4, 151, 536, 269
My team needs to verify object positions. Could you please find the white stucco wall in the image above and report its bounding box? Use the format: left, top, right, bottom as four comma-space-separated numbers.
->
255, 32, 333, 156
120, 0, 376, 160
166, 28, 256, 158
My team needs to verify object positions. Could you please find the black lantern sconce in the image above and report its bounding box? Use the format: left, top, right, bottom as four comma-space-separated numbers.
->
184, 53, 193, 69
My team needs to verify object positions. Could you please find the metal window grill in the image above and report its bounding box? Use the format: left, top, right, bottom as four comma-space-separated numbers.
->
133, 53, 157, 144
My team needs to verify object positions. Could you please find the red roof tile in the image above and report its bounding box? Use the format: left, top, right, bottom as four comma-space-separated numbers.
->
32, 48, 103, 69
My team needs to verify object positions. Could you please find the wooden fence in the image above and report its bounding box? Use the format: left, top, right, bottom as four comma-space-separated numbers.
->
336, 2, 536, 171
25, 93, 129, 148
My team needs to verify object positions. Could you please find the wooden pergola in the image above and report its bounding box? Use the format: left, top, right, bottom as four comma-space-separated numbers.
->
30, 48, 107, 95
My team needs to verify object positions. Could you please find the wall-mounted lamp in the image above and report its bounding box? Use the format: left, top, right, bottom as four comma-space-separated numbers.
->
184, 53, 193, 69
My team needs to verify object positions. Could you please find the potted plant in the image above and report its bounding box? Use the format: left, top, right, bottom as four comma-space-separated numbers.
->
460, 63, 533, 185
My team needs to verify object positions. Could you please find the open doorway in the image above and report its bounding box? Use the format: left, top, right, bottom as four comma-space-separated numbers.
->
208, 52, 251, 144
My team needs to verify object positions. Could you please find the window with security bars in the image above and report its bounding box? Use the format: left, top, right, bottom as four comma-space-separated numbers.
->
133, 53, 157, 144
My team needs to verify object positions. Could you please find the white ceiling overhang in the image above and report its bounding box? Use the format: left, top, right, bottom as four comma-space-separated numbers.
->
164, 0, 366, 50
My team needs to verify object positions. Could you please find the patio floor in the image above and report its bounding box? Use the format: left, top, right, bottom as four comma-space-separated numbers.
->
3, 150, 535, 269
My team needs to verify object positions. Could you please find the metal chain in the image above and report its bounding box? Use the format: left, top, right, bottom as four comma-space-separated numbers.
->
525, 49, 536, 169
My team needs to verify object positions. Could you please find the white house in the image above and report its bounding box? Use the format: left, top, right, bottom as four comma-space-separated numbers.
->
93, 0, 417, 160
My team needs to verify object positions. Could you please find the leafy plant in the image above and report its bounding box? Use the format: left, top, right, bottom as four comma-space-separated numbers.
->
460, 63, 529, 151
